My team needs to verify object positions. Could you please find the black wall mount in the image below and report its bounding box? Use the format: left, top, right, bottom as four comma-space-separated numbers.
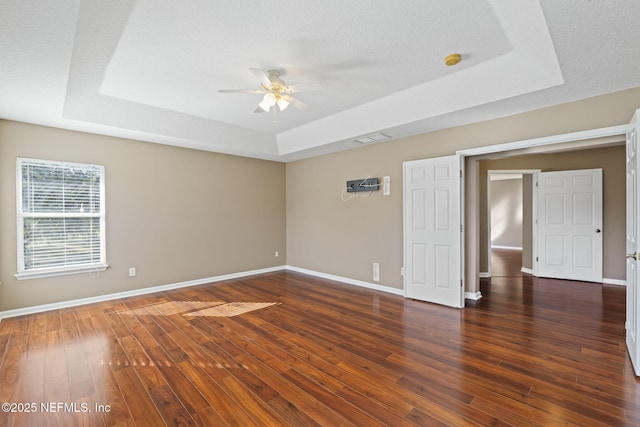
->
346, 178, 379, 193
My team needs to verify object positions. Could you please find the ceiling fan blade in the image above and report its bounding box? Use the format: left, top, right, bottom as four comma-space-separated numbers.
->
218, 89, 266, 94
286, 81, 322, 93
249, 68, 272, 88
282, 95, 310, 111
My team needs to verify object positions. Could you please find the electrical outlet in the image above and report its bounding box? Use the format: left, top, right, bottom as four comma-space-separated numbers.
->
373, 263, 380, 282
129, 267, 136, 277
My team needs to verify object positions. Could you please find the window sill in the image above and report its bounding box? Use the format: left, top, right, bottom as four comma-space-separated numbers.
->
15, 264, 109, 281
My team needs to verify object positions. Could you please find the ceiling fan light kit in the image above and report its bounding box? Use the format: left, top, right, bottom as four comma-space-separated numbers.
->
259, 92, 277, 111
277, 97, 289, 111
219, 68, 320, 114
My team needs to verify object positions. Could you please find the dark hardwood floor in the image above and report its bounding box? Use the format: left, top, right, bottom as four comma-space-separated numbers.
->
490, 248, 526, 278
0, 252, 638, 426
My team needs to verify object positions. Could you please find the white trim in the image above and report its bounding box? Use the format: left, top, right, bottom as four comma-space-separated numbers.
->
517, 269, 623, 285
489, 169, 540, 176
603, 278, 627, 286
0, 266, 286, 320
286, 266, 404, 296
465, 291, 482, 301
491, 245, 523, 251
532, 173, 539, 277
479, 272, 491, 278
457, 124, 629, 157
15, 263, 109, 280
460, 154, 466, 308
487, 169, 538, 279
16, 157, 107, 277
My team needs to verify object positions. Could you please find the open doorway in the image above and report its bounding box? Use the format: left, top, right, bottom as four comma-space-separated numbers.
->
474, 144, 626, 290
486, 170, 539, 278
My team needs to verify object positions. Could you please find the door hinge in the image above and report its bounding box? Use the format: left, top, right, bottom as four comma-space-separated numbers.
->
460, 224, 463, 232
460, 169, 463, 178
536, 256, 539, 262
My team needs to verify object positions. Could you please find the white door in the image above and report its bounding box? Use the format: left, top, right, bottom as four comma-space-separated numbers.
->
403, 155, 463, 308
626, 109, 640, 376
535, 169, 603, 282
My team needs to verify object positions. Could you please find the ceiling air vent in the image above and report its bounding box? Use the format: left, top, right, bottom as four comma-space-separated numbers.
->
354, 133, 390, 144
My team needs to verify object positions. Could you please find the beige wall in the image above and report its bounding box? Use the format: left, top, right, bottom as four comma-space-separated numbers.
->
0, 120, 286, 311
478, 145, 626, 280
287, 87, 640, 293
489, 178, 523, 249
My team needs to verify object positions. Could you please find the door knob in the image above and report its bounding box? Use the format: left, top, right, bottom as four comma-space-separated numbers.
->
627, 253, 639, 260
596, 229, 601, 233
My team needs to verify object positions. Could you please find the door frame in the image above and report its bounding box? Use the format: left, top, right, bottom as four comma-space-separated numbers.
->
457, 124, 629, 299
404, 123, 629, 299
486, 169, 540, 277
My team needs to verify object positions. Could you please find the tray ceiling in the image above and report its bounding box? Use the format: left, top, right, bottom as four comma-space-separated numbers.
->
1, 0, 640, 161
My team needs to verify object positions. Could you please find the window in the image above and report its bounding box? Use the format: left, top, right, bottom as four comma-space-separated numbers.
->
16, 158, 107, 279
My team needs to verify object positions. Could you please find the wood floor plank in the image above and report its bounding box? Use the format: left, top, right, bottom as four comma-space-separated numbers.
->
186, 318, 351, 426
177, 360, 260, 427
206, 310, 422, 423
212, 347, 350, 426
87, 359, 133, 427
148, 384, 198, 427
191, 406, 230, 427
112, 366, 166, 427
117, 335, 167, 391
281, 366, 387, 427
178, 312, 344, 426
470, 394, 564, 427
64, 339, 95, 401
0, 251, 639, 426
217, 374, 289, 426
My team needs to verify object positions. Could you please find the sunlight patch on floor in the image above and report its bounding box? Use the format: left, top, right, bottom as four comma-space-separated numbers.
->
116, 300, 280, 317
116, 301, 224, 316
184, 302, 281, 318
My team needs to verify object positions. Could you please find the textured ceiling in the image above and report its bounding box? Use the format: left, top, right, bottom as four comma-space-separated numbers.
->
1, 0, 640, 161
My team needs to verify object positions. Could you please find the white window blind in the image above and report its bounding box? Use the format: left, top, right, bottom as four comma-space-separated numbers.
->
16, 158, 107, 279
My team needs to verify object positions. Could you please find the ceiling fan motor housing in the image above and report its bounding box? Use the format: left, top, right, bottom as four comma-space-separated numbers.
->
266, 70, 287, 92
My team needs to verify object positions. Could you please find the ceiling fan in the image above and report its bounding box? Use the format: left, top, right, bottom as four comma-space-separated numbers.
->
218, 68, 321, 113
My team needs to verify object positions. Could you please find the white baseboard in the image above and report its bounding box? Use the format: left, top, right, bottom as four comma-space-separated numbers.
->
491, 245, 523, 251
288, 266, 486, 303
479, 272, 491, 278
515, 270, 624, 285
465, 291, 482, 301
521, 267, 534, 275
1, 264, 492, 321
0, 266, 287, 320
603, 278, 627, 286
285, 266, 404, 296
